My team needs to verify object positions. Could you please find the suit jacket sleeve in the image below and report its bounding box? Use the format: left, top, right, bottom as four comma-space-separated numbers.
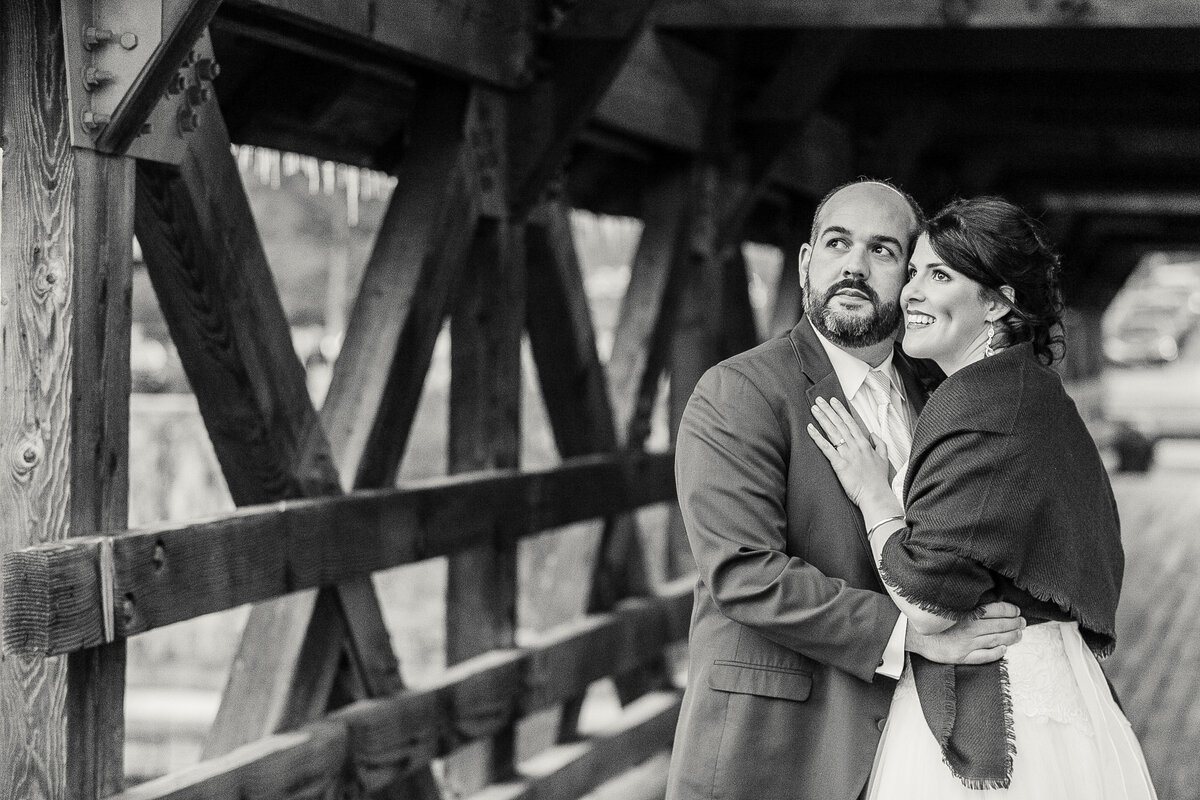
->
677, 363, 900, 683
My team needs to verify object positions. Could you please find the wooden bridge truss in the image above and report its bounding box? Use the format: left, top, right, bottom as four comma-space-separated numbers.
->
4, 1, 1200, 798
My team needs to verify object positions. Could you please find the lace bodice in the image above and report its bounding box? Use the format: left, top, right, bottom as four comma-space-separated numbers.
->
894, 621, 1095, 736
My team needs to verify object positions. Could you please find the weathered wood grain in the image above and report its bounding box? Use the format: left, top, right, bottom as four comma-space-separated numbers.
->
1, 3, 134, 796
103, 584, 691, 800
2, 452, 675, 656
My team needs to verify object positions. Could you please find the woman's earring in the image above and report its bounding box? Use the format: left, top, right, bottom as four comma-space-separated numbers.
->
984, 321, 996, 357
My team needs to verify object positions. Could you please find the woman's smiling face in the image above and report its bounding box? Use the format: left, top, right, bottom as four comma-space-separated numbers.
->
900, 233, 998, 374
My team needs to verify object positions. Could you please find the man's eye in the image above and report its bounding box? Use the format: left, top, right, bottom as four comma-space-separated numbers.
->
873, 245, 896, 259
825, 238, 847, 249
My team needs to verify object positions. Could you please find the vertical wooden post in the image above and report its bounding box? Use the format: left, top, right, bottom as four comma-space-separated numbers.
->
444, 92, 525, 794
1, 3, 133, 797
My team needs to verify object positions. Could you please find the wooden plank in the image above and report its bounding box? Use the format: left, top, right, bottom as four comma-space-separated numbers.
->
0, 3, 134, 796
464, 692, 683, 800
94, 0, 224, 153
653, 0, 1200, 27
102, 583, 692, 800
109, 721, 349, 800
221, 0, 538, 88
2, 452, 677, 656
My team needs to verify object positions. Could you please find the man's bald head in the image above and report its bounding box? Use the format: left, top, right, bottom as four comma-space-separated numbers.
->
809, 178, 925, 255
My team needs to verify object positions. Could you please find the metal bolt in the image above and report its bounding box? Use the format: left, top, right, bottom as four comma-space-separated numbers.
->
82, 66, 117, 90
119, 32, 138, 50
139, 121, 152, 135
195, 58, 221, 81
81, 110, 111, 131
167, 72, 187, 94
83, 26, 114, 49
186, 84, 211, 106
177, 107, 200, 133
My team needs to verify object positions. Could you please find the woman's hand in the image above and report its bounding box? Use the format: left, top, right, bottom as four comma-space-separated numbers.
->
806, 397, 893, 507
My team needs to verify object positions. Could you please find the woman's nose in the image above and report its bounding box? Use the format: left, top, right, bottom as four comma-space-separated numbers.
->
901, 278, 920, 304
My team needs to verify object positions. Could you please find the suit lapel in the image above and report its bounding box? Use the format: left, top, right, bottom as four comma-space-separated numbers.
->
789, 319, 873, 561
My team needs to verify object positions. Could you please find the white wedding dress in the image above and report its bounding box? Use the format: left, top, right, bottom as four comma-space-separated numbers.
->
867, 471, 1159, 799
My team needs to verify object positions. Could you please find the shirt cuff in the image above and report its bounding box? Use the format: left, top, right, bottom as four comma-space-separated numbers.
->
875, 613, 908, 680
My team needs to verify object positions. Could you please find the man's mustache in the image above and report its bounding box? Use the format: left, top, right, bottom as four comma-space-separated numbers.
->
820, 278, 880, 307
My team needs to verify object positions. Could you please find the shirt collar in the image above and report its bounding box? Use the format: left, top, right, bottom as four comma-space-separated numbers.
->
811, 326, 902, 404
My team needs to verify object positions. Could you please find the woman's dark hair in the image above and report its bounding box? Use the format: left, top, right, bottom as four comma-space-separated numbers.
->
925, 197, 1065, 365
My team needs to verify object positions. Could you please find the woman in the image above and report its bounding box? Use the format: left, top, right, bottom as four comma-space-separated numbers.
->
807, 197, 1157, 798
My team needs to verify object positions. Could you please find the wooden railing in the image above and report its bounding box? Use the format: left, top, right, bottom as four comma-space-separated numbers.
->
2, 450, 688, 799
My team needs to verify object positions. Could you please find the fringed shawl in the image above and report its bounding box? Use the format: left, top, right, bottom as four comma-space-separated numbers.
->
880, 343, 1124, 788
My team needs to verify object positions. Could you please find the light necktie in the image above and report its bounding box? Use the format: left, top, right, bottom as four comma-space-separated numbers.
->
864, 368, 911, 477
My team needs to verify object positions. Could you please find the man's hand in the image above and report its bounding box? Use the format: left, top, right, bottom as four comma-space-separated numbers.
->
905, 602, 1025, 665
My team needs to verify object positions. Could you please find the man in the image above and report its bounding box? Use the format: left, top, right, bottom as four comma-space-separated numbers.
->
665, 180, 1025, 800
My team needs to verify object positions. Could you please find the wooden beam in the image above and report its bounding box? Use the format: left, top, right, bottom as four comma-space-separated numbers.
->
2, 452, 676, 657
508, 0, 661, 216
104, 583, 692, 800
525, 201, 620, 457
607, 169, 692, 447
133, 99, 411, 763
653, 0, 1200, 27
1, 3, 134, 795
593, 31, 721, 154
464, 692, 682, 800
445, 88, 526, 788
219, 0, 538, 88
319, 84, 477, 490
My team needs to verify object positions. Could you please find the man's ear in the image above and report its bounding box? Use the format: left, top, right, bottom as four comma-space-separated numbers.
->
798, 242, 812, 283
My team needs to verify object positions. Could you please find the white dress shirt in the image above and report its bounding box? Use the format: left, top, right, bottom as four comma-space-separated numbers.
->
812, 328, 911, 680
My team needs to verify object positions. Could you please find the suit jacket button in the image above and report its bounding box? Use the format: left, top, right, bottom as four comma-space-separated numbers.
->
877, 718, 887, 732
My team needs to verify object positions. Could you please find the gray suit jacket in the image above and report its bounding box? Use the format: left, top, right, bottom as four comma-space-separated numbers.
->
665, 318, 933, 800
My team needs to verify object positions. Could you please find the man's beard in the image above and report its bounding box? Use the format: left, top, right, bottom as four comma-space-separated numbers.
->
805, 276, 902, 348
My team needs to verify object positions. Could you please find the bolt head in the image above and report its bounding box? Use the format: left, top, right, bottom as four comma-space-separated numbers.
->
120, 32, 138, 50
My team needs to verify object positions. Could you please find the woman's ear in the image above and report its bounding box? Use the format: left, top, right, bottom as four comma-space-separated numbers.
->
986, 285, 1016, 322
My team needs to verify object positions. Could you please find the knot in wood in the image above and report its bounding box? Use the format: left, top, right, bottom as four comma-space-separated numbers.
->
33, 242, 66, 302
10, 437, 44, 477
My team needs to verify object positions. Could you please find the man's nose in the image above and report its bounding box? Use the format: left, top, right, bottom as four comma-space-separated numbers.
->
842, 246, 870, 277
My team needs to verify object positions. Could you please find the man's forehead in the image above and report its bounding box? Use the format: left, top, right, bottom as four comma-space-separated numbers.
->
817, 185, 918, 238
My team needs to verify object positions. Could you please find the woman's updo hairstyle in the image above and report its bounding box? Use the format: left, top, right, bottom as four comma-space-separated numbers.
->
925, 197, 1065, 365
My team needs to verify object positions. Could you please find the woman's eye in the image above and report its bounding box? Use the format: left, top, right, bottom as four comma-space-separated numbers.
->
932, 269, 950, 281
907, 267, 917, 279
